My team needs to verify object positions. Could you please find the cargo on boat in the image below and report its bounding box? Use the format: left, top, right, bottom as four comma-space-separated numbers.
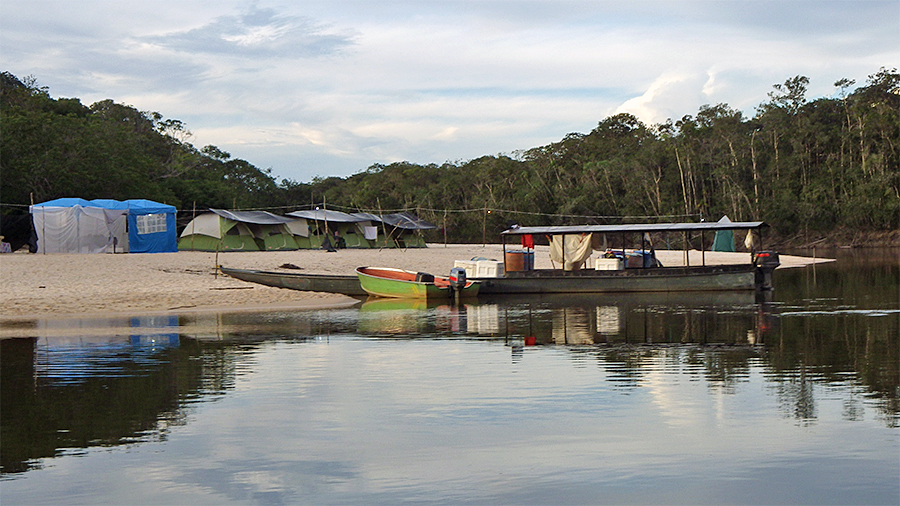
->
465, 220, 780, 295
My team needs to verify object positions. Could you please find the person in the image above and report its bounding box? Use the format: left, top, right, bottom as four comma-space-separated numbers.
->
333, 229, 346, 249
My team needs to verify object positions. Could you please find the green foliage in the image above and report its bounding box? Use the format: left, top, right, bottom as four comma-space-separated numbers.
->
2, 69, 897, 243
0, 72, 280, 212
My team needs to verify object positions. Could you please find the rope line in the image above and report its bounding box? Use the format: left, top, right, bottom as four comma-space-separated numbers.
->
2, 201, 701, 222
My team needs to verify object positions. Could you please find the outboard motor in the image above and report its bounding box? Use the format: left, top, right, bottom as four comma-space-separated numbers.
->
753, 251, 780, 292
449, 267, 467, 302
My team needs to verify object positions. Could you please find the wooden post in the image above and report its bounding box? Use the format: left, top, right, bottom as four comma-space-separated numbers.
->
482, 206, 488, 247
700, 231, 706, 266
562, 234, 566, 272
502, 234, 507, 272
323, 197, 329, 237
377, 198, 389, 250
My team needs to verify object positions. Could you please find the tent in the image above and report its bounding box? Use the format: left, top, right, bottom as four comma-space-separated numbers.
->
712, 216, 736, 252
30, 198, 177, 254
287, 209, 372, 249
0, 213, 38, 253
354, 212, 436, 248
179, 209, 299, 251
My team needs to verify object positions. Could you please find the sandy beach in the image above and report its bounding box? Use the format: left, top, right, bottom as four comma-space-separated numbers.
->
0, 244, 831, 326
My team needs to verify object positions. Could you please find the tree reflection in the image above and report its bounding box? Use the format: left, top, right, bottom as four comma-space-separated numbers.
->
491, 292, 897, 427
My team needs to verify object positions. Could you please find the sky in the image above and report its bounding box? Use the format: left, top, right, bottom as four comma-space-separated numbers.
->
2, 1, 898, 183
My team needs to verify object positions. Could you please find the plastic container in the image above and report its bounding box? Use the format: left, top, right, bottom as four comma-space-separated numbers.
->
505, 250, 534, 272
476, 260, 504, 278
505, 250, 525, 272
595, 258, 624, 270
453, 260, 477, 272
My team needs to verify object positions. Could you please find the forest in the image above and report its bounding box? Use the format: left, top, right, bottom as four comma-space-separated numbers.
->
1, 68, 897, 245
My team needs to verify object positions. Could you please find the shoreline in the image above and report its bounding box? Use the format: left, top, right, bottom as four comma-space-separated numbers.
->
0, 245, 834, 334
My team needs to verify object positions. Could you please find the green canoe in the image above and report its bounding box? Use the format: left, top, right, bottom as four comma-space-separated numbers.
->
356, 267, 479, 300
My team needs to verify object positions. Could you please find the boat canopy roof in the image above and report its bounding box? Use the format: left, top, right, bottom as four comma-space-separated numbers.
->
501, 221, 767, 236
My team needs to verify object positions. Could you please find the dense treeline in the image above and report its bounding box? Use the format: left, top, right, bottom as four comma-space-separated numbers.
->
0, 72, 307, 212
1, 69, 897, 244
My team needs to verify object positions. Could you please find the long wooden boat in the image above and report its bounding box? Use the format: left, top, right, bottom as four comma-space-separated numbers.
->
471, 221, 780, 295
220, 267, 366, 296
356, 266, 480, 300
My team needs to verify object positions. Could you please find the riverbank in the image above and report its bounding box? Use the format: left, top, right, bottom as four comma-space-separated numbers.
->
770, 229, 900, 249
0, 245, 833, 326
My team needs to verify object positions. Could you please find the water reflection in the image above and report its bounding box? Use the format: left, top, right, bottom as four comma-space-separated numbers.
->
1, 249, 897, 502
350, 292, 776, 346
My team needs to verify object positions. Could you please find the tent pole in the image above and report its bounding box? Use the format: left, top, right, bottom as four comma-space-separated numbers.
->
191, 201, 196, 250
377, 198, 388, 250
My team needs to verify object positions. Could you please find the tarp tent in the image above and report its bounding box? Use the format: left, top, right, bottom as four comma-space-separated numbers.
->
30, 198, 177, 254
287, 209, 371, 249
354, 212, 435, 248
179, 209, 299, 251
348, 212, 396, 248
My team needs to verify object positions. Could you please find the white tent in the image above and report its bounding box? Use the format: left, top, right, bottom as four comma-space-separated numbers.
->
30, 198, 177, 254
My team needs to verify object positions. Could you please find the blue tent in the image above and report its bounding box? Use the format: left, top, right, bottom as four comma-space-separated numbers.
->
122, 199, 178, 253
31, 198, 177, 254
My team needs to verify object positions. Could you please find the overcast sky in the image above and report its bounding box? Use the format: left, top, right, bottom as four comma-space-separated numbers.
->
3, 1, 897, 183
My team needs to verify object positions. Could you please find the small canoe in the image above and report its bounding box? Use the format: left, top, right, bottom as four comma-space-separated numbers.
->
356, 267, 479, 300
220, 267, 365, 296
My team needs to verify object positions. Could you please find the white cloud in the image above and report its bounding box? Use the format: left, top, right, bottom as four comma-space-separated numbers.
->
2, 1, 897, 182
616, 72, 707, 124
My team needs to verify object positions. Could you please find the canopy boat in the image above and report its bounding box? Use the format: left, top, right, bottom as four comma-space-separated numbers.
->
469, 220, 780, 295
356, 267, 479, 300
220, 267, 366, 296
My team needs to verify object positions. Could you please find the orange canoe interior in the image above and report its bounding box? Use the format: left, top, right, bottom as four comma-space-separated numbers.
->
359, 267, 452, 288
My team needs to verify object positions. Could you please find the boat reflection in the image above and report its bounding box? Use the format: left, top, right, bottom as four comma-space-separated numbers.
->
358, 298, 473, 335
353, 291, 776, 346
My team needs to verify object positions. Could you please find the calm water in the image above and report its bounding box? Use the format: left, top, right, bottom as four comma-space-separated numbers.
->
2, 249, 898, 505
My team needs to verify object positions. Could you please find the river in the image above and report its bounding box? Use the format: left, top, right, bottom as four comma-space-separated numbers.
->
1, 248, 897, 505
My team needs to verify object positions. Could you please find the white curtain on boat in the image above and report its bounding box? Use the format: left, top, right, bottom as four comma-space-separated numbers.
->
550, 233, 594, 271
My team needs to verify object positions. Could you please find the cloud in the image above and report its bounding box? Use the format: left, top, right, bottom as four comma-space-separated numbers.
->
2, 1, 897, 182
145, 6, 356, 58
616, 72, 708, 125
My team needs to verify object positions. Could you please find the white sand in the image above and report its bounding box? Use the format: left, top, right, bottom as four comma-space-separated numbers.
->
0, 245, 831, 324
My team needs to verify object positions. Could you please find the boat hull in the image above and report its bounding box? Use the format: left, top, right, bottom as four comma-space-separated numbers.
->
356, 267, 479, 300
473, 264, 759, 294
220, 267, 366, 296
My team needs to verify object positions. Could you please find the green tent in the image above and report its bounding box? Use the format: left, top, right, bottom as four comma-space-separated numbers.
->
287, 210, 373, 249
712, 216, 736, 252
178, 210, 298, 251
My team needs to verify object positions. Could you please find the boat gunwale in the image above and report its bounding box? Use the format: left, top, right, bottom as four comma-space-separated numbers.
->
221, 267, 358, 280
500, 221, 768, 236
356, 266, 475, 290
491, 263, 757, 279
356, 266, 479, 299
